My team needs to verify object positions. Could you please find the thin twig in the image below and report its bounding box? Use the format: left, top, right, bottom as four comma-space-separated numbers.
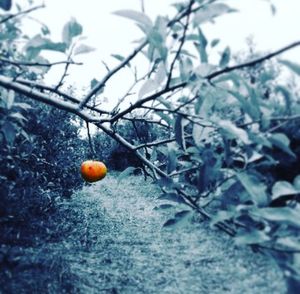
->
166, 0, 195, 89
0, 57, 82, 67
78, 40, 148, 109
0, 4, 45, 24
207, 41, 300, 80
86, 121, 96, 157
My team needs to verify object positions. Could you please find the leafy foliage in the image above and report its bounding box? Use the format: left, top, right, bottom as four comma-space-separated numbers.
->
1, 0, 300, 291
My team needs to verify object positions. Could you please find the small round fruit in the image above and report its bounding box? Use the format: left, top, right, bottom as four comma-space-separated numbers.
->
80, 160, 107, 182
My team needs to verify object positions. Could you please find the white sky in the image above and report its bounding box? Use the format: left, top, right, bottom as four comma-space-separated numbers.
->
24, 0, 300, 104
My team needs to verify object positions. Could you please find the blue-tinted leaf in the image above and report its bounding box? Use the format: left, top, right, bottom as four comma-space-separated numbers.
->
138, 79, 158, 99
163, 210, 192, 228
117, 166, 139, 183
276, 237, 300, 251
156, 111, 172, 126
6, 90, 14, 109
111, 54, 125, 62
236, 173, 268, 206
174, 115, 186, 150
154, 62, 167, 84
210, 210, 235, 228
197, 28, 208, 63
228, 90, 260, 120
158, 192, 186, 204
218, 120, 250, 144
269, 133, 296, 158
275, 86, 292, 114
74, 44, 95, 55
157, 96, 173, 110
279, 59, 300, 76
1, 121, 16, 144
193, 3, 237, 26
272, 181, 300, 201
167, 143, 177, 173
113, 10, 153, 31
235, 230, 270, 245
153, 204, 174, 210
25, 35, 67, 58
211, 39, 220, 47
293, 175, 300, 190
62, 18, 83, 46
255, 207, 300, 228
219, 46, 230, 68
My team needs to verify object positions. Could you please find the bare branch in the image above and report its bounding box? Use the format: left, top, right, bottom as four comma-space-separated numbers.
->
78, 40, 148, 109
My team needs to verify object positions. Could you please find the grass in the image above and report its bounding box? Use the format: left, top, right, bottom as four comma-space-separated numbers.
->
0, 172, 287, 293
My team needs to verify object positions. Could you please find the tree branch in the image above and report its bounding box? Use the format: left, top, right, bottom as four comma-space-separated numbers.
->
207, 40, 300, 80
0, 58, 82, 67
78, 40, 148, 109
0, 4, 45, 25
166, 0, 194, 89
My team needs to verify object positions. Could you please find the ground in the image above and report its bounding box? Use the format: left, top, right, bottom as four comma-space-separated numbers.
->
55, 173, 286, 293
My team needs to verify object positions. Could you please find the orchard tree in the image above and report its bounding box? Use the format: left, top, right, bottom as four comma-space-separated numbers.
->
1, 0, 300, 292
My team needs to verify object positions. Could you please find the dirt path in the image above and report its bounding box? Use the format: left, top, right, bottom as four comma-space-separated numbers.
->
61, 174, 286, 293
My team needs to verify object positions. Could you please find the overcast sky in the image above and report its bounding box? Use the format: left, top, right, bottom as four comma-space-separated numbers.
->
24, 0, 300, 102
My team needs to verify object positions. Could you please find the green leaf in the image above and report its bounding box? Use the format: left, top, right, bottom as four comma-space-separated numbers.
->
269, 133, 296, 158
234, 230, 270, 245
236, 173, 268, 206
117, 166, 139, 183
62, 18, 83, 46
0, 0, 11, 11
254, 207, 300, 228
271, 181, 300, 201
279, 59, 300, 76
74, 44, 95, 55
218, 120, 250, 144
219, 46, 230, 68
113, 10, 153, 31
138, 79, 158, 99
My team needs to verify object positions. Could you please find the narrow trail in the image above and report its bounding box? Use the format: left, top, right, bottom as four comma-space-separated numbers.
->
60, 174, 286, 293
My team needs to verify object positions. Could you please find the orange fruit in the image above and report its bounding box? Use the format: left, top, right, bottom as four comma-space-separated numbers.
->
80, 160, 107, 182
